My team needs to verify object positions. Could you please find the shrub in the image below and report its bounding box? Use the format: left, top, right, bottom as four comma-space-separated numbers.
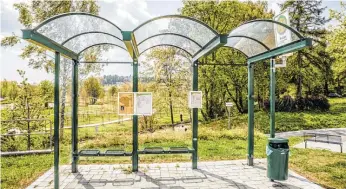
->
263, 95, 330, 112
277, 95, 295, 112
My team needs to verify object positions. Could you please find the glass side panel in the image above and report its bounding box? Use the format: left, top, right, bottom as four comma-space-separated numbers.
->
134, 17, 217, 47
225, 37, 267, 57
36, 14, 122, 44
63, 33, 125, 54
228, 21, 300, 50
138, 34, 200, 56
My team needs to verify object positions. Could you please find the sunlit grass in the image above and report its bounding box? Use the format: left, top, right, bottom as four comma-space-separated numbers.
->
2, 98, 346, 188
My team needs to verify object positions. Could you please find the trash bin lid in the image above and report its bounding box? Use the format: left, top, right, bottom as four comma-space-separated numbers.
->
268, 138, 288, 144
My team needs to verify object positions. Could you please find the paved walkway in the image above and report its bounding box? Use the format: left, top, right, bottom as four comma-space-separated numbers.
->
64, 118, 131, 129
27, 159, 322, 189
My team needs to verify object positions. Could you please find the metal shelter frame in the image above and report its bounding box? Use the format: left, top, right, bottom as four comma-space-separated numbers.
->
21, 12, 312, 189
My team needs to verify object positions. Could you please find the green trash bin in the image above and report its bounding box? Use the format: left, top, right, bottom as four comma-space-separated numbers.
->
267, 138, 289, 181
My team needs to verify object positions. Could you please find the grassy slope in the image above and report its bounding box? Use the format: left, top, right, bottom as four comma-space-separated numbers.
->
230, 98, 346, 133
1, 98, 346, 189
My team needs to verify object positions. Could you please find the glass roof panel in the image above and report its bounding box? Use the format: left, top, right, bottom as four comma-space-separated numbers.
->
227, 20, 301, 55
79, 45, 132, 62
137, 35, 200, 56
225, 37, 267, 57
63, 33, 126, 54
134, 16, 217, 47
36, 14, 122, 44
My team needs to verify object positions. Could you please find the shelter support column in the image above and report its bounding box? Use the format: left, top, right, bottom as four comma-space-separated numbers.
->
192, 61, 198, 169
270, 58, 276, 138
54, 52, 60, 189
71, 60, 79, 173
132, 59, 139, 172
247, 63, 254, 166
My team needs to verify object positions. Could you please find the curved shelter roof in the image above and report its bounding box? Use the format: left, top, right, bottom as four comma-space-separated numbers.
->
22, 12, 311, 63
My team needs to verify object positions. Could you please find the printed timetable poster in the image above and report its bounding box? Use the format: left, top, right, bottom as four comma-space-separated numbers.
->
189, 91, 202, 109
135, 92, 153, 116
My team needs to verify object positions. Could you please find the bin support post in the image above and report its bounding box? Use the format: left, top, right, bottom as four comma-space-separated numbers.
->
247, 63, 254, 166
270, 58, 276, 138
192, 61, 198, 169
71, 60, 79, 173
54, 52, 60, 189
132, 58, 139, 172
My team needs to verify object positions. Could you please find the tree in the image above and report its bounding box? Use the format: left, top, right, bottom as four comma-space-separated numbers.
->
0, 80, 19, 101
108, 86, 118, 97
1, 0, 102, 139
326, 2, 346, 94
143, 47, 190, 128
39, 80, 54, 104
3, 70, 45, 150
280, 0, 331, 97
180, 1, 273, 119
83, 77, 103, 104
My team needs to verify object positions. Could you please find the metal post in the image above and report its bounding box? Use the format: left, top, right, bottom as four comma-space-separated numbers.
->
228, 107, 231, 130
54, 52, 60, 189
71, 60, 78, 173
270, 58, 276, 138
247, 63, 254, 166
132, 59, 139, 172
192, 61, 198, 169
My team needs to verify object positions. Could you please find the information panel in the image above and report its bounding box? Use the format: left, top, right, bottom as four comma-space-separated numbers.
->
274, 10, 292, 47
118, 92, 153, 115
189, 91, 202, 108
118, 92, 134, 115
135, 92, 153, 116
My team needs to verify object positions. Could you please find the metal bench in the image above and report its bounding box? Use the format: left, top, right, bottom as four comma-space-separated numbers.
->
79, 149, 132, 156
304, 132, 343, 153
139, 147, 193, 154
79, 147, 194, 157
79, 150, 100, 156
142, 147, 165, 154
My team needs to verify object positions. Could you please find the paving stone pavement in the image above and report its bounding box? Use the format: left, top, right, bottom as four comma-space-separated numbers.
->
27, 159, 323, 189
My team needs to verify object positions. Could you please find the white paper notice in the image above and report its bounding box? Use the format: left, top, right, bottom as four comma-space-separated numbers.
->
135, 92, 153, 115
189, 91, 202, 108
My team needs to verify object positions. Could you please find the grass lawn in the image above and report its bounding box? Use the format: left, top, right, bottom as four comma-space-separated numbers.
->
1, 98, 346, 188
2, 119, 346, 189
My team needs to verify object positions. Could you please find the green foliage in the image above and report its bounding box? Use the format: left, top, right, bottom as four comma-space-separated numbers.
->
38, 80, 54, 103
0, 80, 19, 101
2, 70, 45, 122
83, 77, 104, 104
142, 47, 191, 126
280, 0, 334, 97
326, 2, 346, 94
108, 86, 118, 97
263, 95, 330, 112
180, 1, 273, 120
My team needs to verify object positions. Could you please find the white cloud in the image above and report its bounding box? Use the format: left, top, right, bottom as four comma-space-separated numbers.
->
99, 0, 153, 30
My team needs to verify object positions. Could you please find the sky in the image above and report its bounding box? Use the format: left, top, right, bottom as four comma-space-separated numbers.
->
0, 0, 343, 84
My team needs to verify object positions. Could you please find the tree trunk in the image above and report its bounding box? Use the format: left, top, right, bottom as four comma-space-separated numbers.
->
169, 91, 174, 129
59, 63, 68, 139
324, 77, 329, 96
337, 76, 342, 94
297, 51, 303, 98
26, 97, 31, 150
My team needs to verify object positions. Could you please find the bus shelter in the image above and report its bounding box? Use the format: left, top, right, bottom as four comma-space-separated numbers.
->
21, 12, 311, 189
